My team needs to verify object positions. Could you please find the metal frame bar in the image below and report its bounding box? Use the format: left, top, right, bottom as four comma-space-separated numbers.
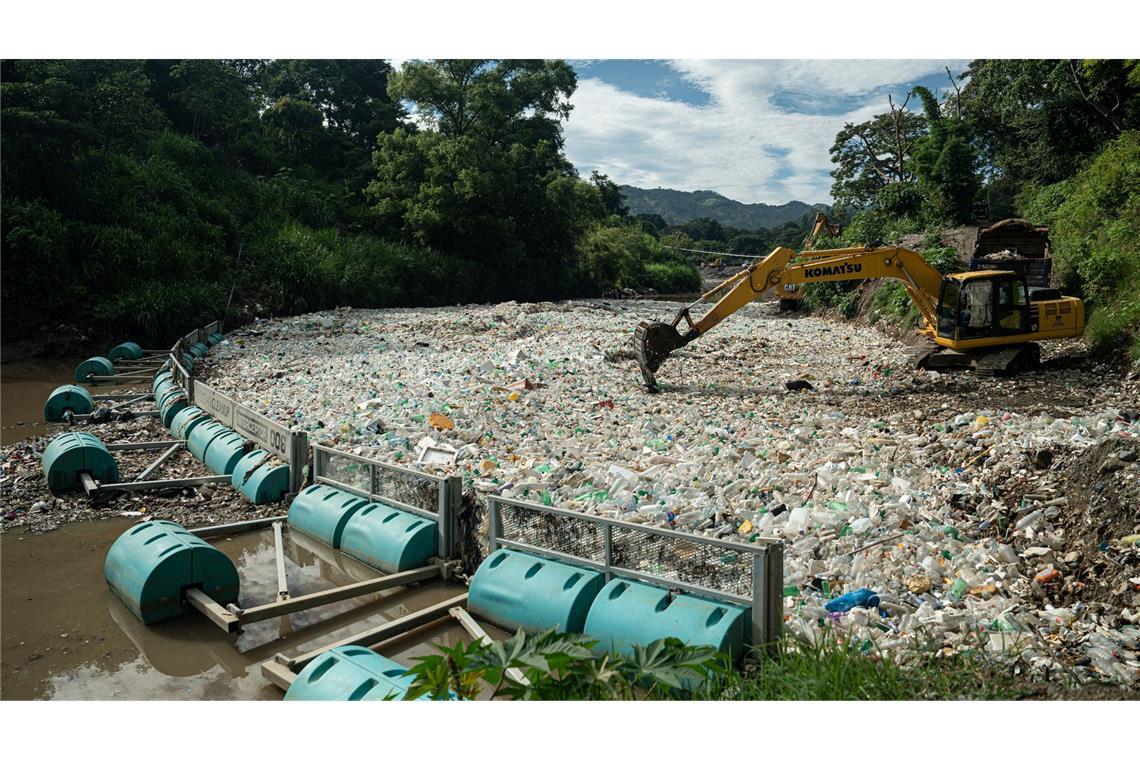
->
282, 593, 468, 672
134, 442, 182, 482
231, 565, 441, 626
273, 521, 290, 601
86, 474, 231, 494
486, 495, 784, 651
188, 515, 286, 539
106, 440, 182, 451
450, 606, 529, 685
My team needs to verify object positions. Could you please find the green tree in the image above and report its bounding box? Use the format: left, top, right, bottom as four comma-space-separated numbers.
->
961, 59, 1140, 189
168, 60, 257, 145
366, 59, 595, 298
911, 81, 980, 222
829, 93, 926, 211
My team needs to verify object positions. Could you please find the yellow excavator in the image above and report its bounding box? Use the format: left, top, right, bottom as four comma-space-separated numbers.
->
634, 243, 1085, 391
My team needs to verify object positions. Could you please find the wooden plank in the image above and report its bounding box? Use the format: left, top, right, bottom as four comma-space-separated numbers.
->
260, 659, 297, 691
188, 516, 285, 539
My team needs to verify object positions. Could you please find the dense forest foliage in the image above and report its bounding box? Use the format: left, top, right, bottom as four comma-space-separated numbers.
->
815, 59, 1140, 357
3, 59, 1137, 357
0, 59, 702, 345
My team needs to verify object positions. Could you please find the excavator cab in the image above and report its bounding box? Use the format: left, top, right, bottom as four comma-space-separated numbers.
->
936, 272, 1035, 342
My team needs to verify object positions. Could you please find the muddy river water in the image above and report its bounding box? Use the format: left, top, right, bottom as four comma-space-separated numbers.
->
1, 518, 477, 699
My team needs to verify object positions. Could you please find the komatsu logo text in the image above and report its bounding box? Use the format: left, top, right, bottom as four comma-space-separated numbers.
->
805, 262, 862, 278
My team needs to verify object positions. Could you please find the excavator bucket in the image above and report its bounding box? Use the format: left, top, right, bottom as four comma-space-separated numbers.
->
634, 321, 685, 392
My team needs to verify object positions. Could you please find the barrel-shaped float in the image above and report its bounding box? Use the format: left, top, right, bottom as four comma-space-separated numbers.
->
153, 378, 176, 402
287, 484, 369, 549
284, 646, 421, 701
180, 353, 196, 371
231, 450, 290, 505
104, 520, 239, 624
189, 342, 209, 359
207, 332, 224, 346
157, 388, 188, 428
108, 342, 144, 361
42, 432, 119, 493
75, 356, 114, 384
340, 502, 437, 574
186, 420, 231, 462
203, 431, 247, 476
583, 578, 750, 660
152, 370, 173, 395
171, 406, 210, 440
468, 549, 604, 634
44, 384, 94, 421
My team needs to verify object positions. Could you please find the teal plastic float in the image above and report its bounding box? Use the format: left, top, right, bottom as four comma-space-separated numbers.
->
340, 502, 437, 574
203, 431, 247, 476
171, 406, 209, 440
108, 342, 143, 361
75, 356, 114, 384
42, 432, 119, 493
287, 484, 369, 548
104, 520, 239, 624
284, 646, 422, 701
231, 449, 289, 504
583, 578, 750, 659
207, 332, 224, 346
152, 370, 173, 395
189, 342, 209, 359
157, 389, 188, 428
468, 548, 604, 634
187, 420, 230, 461
44, 384, 94, 421
153, 378, 176, 402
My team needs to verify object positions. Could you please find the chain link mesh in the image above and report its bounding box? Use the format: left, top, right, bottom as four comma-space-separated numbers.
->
315, 448, 441, 515
371, 466, 440, 514
495, 500, 754, 600
498, 501, 607, 564
319, 450, 371, 493
611, 525, 752, 599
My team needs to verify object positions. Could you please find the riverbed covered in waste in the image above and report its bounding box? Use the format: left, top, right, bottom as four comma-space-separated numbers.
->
194, 299, 1140, 686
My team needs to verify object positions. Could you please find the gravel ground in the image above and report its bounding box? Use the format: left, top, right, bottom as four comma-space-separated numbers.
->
4, 297, 1137, 687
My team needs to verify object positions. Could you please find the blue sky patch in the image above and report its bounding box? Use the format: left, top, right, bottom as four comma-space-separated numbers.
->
572, 60, 711, 106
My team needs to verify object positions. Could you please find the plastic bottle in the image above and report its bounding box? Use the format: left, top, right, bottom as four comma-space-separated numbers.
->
824, 588, 880, 613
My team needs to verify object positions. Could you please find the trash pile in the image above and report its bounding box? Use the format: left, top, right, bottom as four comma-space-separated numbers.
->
0, 415, 269, 533
199, 299, 1140, 686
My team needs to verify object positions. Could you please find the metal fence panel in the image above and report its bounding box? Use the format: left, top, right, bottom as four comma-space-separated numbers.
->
311, 444, 460, 559
487, 495, 783, 648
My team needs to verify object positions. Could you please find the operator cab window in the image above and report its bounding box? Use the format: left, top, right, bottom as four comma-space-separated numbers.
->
957, 280, 993, 339
937, 280, 960, 338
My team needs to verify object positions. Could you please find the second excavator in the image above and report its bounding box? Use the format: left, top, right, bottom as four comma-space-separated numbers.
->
634, 243, 1085, 391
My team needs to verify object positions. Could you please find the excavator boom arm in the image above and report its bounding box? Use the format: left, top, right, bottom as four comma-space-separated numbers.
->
634, 245, 947, 390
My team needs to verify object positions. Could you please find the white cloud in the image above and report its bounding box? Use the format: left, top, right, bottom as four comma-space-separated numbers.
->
563, 59, 967, 205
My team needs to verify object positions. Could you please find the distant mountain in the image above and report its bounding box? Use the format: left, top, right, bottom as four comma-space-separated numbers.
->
619, 186, 828, 230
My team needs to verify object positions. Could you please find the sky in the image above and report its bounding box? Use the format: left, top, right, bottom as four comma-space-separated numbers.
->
563, 60, 969, 206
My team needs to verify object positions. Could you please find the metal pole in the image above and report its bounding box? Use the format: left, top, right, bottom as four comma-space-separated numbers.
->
234, 565, 440, 625
450, 606, 530, 685
285, 593, 468, 671
106, 439, 182, 451
488, 499, 500, 553
188, 515, 286, 539
752, 544, 784, 655
134, 443, 182, 482
273, 521, 290, 601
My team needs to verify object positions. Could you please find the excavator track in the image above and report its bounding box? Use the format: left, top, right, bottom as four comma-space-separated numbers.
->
902, 344, 942, 370
975, 343, 1041, 377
